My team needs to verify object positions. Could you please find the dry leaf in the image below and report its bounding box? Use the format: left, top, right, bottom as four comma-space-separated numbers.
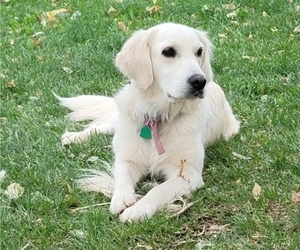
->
226, 10, 238, 19
248, 33, 253, 40
291, 191, 300, 203
39, 8, 71, 27
4, 183, 24, 199
7, 80, 16, 88
202, 5, 209, 11
218, 33, 227, 39
271, 27, 278, 32
222, 3, 236, 10
87, 156, 99, 163
108, 7, 116, 13
146, 5, 162, 14
293, 26, 300, 33
235, 178, 242, 185
62, 67, 73, 74
262, 11, 269, 17
9, 39, 14, 45
70, 11, 81, 20
118, 22, 128, 32
33, 38, 41, 47
252, 232, 260, 242
252, 183, 261, 201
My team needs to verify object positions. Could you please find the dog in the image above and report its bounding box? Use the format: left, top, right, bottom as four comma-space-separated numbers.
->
57, 23, 240, 222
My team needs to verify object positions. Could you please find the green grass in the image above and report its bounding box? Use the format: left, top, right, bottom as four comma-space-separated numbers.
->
1, 0, 299, 249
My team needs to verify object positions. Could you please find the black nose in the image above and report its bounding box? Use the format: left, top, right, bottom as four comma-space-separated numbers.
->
188, 74, 206, 90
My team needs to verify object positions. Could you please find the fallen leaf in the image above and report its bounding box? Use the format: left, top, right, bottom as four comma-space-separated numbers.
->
248, 33, 253, 40
70, 229, 87, 238
4, 183, 24, 199
291, 191, 300, 203
262, 11, 269, 17
108, 7, 116, 13
271, 27, 278, 32
70, 11, 81, 20
218, 33, 227, 39
202, 5, 209, 11
252, 182, 261, 201
252, 232, 260, 242
235, 178, 242, 185
33, 38, 41, 47
118, 22, 128, 32
62, 67, 73, 74
39, 8, 71, 27
226, 10, 238, 19
293, 26, 300, 33
222, 3, 236, 10
9, 39, 14, 45
7, 80, 16, 88
87, 156, 99, 163
146, 5, 162, 14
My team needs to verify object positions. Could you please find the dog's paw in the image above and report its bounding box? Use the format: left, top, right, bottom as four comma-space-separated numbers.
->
109, 189, 137, 215
119, 202, 155, 222
61, 131, 86, 145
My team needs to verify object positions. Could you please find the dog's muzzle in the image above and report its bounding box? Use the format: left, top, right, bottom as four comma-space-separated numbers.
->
188, 74, 206, 98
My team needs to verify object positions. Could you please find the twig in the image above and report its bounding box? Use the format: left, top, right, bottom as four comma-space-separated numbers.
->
178, 159, 186, 177
21, 243, 33, 250
70, 202, 111, 212
170, 199, 199, 217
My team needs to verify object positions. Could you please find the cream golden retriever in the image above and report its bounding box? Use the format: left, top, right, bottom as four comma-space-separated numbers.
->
58, 23, 240, 222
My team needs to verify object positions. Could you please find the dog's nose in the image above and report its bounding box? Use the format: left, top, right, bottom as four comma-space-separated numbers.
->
188, 74, 206, 90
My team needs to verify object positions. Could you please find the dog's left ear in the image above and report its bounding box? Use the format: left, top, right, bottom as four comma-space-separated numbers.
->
116, 29, 153, 89
196, 30, 214, 82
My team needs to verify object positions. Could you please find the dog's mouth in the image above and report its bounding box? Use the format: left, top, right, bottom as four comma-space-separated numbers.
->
167, 90, 204, 102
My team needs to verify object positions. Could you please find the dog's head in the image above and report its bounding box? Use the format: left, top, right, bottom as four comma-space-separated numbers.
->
116, 23, 213, 102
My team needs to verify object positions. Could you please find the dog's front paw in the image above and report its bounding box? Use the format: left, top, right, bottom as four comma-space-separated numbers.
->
109, 189, 137, 215
119, 202, 155, 222
61, 131, 86, 145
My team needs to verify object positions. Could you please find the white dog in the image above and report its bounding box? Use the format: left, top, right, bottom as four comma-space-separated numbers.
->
58, 23, 240, 222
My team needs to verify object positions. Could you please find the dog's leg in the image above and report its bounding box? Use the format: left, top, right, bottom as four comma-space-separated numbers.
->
119, 167, 204, 222
109, 161, 147, 215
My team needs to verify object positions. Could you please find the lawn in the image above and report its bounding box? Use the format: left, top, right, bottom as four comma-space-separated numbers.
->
1, 0, 299, 249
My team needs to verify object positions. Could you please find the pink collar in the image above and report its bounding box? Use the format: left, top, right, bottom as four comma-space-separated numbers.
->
140, 115, 165, 155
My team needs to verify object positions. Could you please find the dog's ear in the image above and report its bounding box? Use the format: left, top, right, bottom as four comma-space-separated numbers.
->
115, 30, 153, 89
196, 30, 214, 82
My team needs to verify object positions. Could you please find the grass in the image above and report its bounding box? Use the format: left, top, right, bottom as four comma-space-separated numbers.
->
1, 0, 299, 249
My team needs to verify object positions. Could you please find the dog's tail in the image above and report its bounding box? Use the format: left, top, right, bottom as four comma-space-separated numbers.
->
55, 94, 118, 122
76, 170, 115, 198
76, 161, 114, 197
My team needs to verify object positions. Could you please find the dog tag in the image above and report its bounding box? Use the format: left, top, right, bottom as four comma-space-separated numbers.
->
140, 126, 152, 139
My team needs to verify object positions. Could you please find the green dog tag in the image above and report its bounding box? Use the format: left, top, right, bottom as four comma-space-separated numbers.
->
140, 126, 152, 139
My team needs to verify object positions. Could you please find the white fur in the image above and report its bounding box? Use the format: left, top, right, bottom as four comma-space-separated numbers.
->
58, 23, 240, 222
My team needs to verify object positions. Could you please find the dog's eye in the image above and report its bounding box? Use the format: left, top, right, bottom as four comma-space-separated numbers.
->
196, 48, 203, 57
162, 47, 176, 58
